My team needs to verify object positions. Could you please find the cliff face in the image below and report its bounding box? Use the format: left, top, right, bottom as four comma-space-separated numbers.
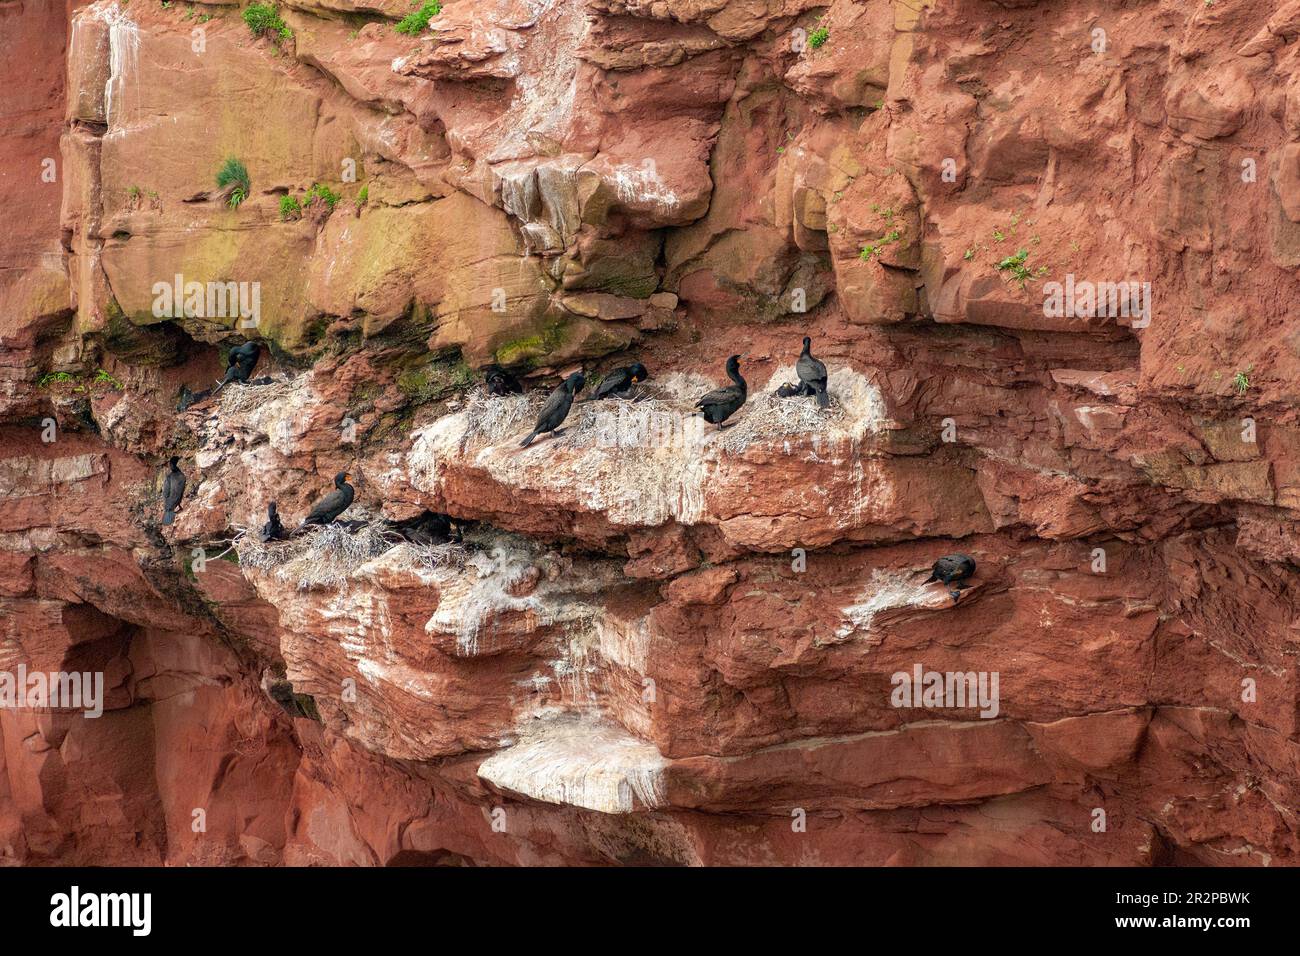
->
1, 0, 1299, 866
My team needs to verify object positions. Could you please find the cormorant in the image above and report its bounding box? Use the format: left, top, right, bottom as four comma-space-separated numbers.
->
695, 355, 747, 427
924, 554, 977, 602
579, 363, 649, 403
519, 372, 585, 447
161, 456, 186, 526
298, 472, 355, 529
177, 385, 204, 411
389, 511, 464, 545
483, 364, 523, 396
796, 337, 830, 408
260, 501, 288, 542
213, 341, 261, 394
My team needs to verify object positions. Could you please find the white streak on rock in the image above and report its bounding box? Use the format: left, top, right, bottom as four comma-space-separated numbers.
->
478, 714, 668, 813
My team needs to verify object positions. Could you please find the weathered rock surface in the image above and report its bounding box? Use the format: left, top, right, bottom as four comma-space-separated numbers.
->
0, 0, 1298, 866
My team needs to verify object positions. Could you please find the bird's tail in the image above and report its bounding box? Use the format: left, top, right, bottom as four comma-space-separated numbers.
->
162, 509, 175, 526
923, 571, 938, 584
519, 430, 539, 447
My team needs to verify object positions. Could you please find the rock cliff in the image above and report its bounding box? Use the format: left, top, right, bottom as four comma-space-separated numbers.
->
1, 0, 1298, 865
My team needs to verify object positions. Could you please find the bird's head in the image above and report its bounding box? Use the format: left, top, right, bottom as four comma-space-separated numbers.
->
629, 363, 649, 383
802, 336, 812, 349
567, 371, 586, 392
336, 471, 352, 487
168, 455, 180, 468
268, 501, 278, 516
726, 355, 742, 372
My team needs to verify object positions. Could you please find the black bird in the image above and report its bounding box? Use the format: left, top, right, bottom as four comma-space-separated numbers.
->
298, 471, 355, 529
389, 510, 464, 545
213, 341, 261, 394
580, 363, 649, 403
260, 501, 288, 542
795, 336, 830, 408
519, 372, 584, 447
161, 456, 186, 526
924, 554, 977, 602
695, 355, 747, 427
483, 364, 523, 396
177, 385, 203, 411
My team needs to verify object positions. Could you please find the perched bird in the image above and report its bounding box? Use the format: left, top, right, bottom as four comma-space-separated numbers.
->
580, 363, 649, 403
483, 364, 523, 396
795, 336, 830, 408
176, 385, 205, 411
298, 472, 355, 530
519, 372, 585, 447
924, 554, 977, 603
695, 355, 747, 427
260, 501, 288, 542
161, 456, 186, 526
213, 341, 261, 394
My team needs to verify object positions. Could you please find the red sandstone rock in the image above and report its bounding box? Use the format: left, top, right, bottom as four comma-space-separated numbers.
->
0, 0, 1299, 869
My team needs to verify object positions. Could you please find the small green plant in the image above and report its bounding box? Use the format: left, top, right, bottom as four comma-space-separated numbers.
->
279, 194, 302, 220
1233, 367, 1252, 395
994, 248, 1049, 288
357, 184, 369, 204
216, 156, 251, 209
37, 369, 122, 392
963, 247, 975, 261
860, 229, 902, 260
305, 182, 341, 209
808, 26, 829, 49
128, 185, 141, 200
395, 1, 441, 35
198, 12, 212, 22
243, 3, 291, 40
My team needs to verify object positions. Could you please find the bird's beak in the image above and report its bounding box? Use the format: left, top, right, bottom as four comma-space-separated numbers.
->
631, 375, 641, 383
343, 474, 351, 482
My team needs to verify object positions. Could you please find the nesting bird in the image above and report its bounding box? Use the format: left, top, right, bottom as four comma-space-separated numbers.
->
260, 501, 288, 542
580, 363, 649, 403
298, 472, 355, 530
774, 337, 830, 407
519, 371, 585, 447
483, 364, 523, 396
796, 336, 830, 408
389, 510, 464, 546
161, 456, 186, 526
213, 341, 262, 394
924, 553, 977, 603
695, 355, 747, 427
